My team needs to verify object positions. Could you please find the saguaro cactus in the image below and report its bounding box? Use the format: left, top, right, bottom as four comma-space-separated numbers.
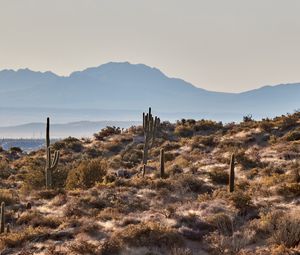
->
0, 202, 5, 234
160, 148, 165, 178
142, 108, 160, 165
45, 117, 60, 189
229, 153, 235, 192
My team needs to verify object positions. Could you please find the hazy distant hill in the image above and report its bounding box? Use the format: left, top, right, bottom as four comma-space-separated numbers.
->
0, 121, 139, 138
0, 62, 299, 125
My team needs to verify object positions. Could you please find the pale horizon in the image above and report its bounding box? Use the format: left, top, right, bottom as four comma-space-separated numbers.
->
1, 0, 300, 92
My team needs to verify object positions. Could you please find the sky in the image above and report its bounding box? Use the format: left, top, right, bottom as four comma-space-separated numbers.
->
0, 0, 300, 93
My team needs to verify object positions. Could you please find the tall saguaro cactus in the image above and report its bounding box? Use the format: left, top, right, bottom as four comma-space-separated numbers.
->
45, 117, 60, 189
142, 107, 160, 165
229, 153, 235, 192
0, 202, 5, 234
160, 148, 165, 178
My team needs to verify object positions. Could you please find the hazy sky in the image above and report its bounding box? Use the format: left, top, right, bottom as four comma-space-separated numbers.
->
0, 0, 300, 92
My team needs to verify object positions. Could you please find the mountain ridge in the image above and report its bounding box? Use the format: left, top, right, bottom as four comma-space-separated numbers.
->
1, 62, 299, 94
0, 62, 299, 124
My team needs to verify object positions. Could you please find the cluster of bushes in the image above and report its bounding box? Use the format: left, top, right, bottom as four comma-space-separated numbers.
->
94, 126, 121, 141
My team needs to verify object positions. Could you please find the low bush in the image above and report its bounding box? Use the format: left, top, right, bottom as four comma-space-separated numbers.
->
208, 168, 229, 185
66, 159, 107, 189
94, 126, 121, 141
285, 130, 300, 141
271, 211, 300, 248
100, 222, 184, 254
174, 125, 194, 138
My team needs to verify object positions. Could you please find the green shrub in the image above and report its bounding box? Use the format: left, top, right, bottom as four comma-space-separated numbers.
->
66, 159, 107, 189
22, 157, 67, 191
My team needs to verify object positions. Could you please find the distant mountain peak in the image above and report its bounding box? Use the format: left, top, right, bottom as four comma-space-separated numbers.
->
70, 61, 165, 79
0, 62, 299, 122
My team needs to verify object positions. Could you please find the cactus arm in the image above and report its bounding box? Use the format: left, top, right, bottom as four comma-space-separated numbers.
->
50, 150, 60, 171
46, 117, 50, 148
45, 117, 60, 189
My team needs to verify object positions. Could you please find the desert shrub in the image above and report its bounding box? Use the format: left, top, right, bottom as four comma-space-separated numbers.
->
191, 135, 215, 149
66, 159, 107, 189
103, 142, 123, 153
17, 210, 61, 228
194, 119, 223, 132
285, 130, 300, 141
166, 164, 183, 176
235, 151, 258, 169
218, 139, 244, 150
271, 211, 300, 248
163, 142, 181, 151
243, 114, 253, 122
173, 156, 189, 168
208, 168, 229, 185
164, 152, 177, 162
100, 222, 183, 254
85, 147, 102, 158
259, 119, 274, 132
22, 156, 68, 191
97, 207, 123, 221
103, 174, 117, 184
59, 137, 83, 152
206, 228, 255, 254
35, 189, 65, 200
229, 191, 252, 212
63, 136, 80, 144
174, 125, 194, 138
68, 141, 83, 152
0, 189, 18, 205
277, 183, 300, 197
121, 148, 142, 166
0, 161, 14, 179
9, 147, 22, 153
177, 213, 214, 240
0, 226, 45, 250
206, 213, 233, 236
279, 114, 298, 130
177, 174, 211, 194
94, 126, 121, 141
22, 157, 45, 190
52, 140, 66, 150
68, 240, 99, 255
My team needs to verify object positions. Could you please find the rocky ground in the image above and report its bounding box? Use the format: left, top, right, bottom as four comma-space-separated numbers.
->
0, 113, 300, 254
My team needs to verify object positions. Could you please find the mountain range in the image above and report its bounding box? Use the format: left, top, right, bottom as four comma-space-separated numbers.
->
0, 62, 299, 130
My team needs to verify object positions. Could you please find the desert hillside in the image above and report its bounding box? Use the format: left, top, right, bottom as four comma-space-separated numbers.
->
0, 112, 300, 254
